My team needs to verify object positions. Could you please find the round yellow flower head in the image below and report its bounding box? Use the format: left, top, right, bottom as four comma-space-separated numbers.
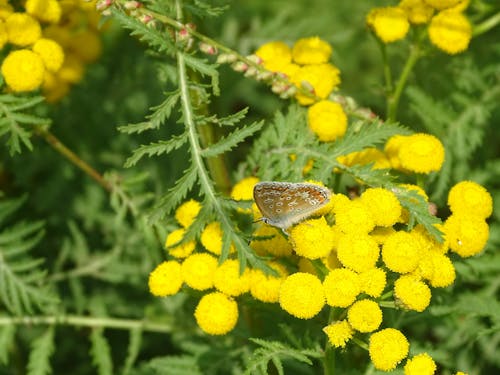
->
291, 63, 341, 105
148, 260, 183, 297
194, 292, 238, 335
200, 221, 235, 255
181, 253, 218, 291
250, 224, 293, 257
5, 13, 41, 46
255, 41, 292, 73
25, 0, 62, 23
307, 100, 347, 142
444, 214, 489, 257
175, 199, 202, 228
292, 36, 332, 65
455, 372, 468, 375
399, 0, 435, 24
58, 53, 84, 83
428, 10, 472, 55
424, 0, 462, 10
32, 38, 64, 72
359, 267, 387, 297
447, 181, 492, 219
370, 226, 397, 245
279, 272, 325, 319
213, 259, 251, 297
360, 188, 402, 227
70, 30, 103, 63
347, 299, 383, 333
334, 199, 375, 234
231, 176, 259, 201
336, 233, 380, 273
249, 262, 288, 303
323, 268, 361, 307
1, 49, 45, 92
411, 223, 448, 254
42, 71, 70, 102
404, 353, 437, 375
385, 135, 407, 169
164, 228, 196, 258
369, 328, 409, 371
0, 22, 7, 49
367, 7, 410, 43
382, 231, 422, 273
394, 274, 431, 312
0, 3, 14, 21
323, 320, 353, 348
289, 217, 336, 260
398, 133, 445, 173
337, 148, 391, 170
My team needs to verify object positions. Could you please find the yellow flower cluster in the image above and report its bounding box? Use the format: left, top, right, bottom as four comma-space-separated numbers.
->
367, 0, 472, 54
0, 0, 104, 101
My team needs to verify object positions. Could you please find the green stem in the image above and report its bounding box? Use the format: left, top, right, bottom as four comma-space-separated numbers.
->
473, 11, 500, 37
0, 315, 172, 333
380, 42, 393, 119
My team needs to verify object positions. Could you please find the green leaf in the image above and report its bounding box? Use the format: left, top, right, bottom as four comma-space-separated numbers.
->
182, 54, 220, 96
27, 327, 55, 375
201, 121, 263, 158
0, 324, 16, 365
147, 355, 202, 375
121, 328, 142, 375
90, 328, 113, 375
124, 132, 188, 167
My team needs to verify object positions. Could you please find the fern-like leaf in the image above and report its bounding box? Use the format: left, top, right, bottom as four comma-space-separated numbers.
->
201, 121, 263, 158
124, 132, 188, 167
90, 328, 113, 375
121, 328, 142, 375
27, 327, 55, 375
0, 324, 16, 365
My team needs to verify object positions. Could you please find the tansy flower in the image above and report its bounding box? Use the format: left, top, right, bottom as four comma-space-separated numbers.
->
415, 251, 455, 288
360, 188, 402, 227
213, 259, 251, 297
323, 248, 343, 270
334, 199, 375, 234
404, 353, 437, 375
359, 268, 387, 297
249, 262, 288, 303
58, 53, 84, 83
399, 0, 434, 24
69, 30, 103, 63
394, 274, 431, 312
255, 41, 292, 73
336, 233, 379, 273
250, 224, 293, 257
444, 214, 489, 257
424, 0, 462, 10
347, 299, 383, 333
289, 217, 336, 259
181, 253, 218, 291
0, 21, 7, 49
369, 328, 409, 371
200, 221, 235, 255
148, 261, 183, 297
323, 268, 361, 307
428, 10, 472, 54
385, 135, 407, 170
411, 223, 448, 254
32, 38, 64, 72
0, 3, 14, 20
175, 199, 202, 228
194, 292, 238, 335
5, 13, 41, 46
398, 133, 445, 173
337, 148, 391, 170
42, 71, 69, 102
382, 231, 422, 273
291, 63, 341, 105
323, 320, 353, 348
367, 7, 410, 43
307, 100, 347, 142
455, 372, 468, 375
25, 0, 62, 23
164, 228, 196, 258
370, 227, 397, 245
1, 49, 45, 92
447, 181, 492, 219
231, 176, 259, 214
292, 36, 332, 65
279, 272, 325, 319
298, 257, 319, 275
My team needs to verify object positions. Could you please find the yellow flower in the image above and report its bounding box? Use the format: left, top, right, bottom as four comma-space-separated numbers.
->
424, 0, 462, 10
447, 181, 492, 219
428, 10, 472, 55
291, 63, 341, 105
370, 227, 396, 245
347, 299, 383, 333
164, 228, 196, 258
298, 257, 319, 275
399, 0, 434, 24
415, 251, 455, 288
455, 372, 468, 375
1, 49, 45, 92
292, 36, 332, 65
0, 21, 7, 49
323, 320, 353, 348
213, 259, 251, 297
70, 30, 103, 63
289, 217, 336, 260
181, 253, 217, 291
323, 268, 361, 307
279, 272, 325, 319
382, 231, 422, 273
148, 261, 183, 297
5, 13, 41, 46
334, 199, 375, 234
194, 292, 238, 335
231, 176, 259, 214
0, 3, 14, 20
42, 71, 70, 102
359, 268, 387, 297
360, 188, 402, 227
200, 221, 235, 255
444, 214, 489, 257
25, 0, 62, 23
394, 274, 431, 312
255, 41, 292, 73
411, 223, 448, 254
369, 328, 409, 371
250, 224, 293, 257
367, 7, 410, 43
175, 199, 202, 228
404, 353, 437, 375
58, 53, 84, 83
398, 133, 445, 173
385, 135, 407, 170
307, 100, 347, 142
249, 262, 288, 303
32, 38, 64, 72
337, 148, 391, 170
336, 233, 379, 273
323, 248, 343, 270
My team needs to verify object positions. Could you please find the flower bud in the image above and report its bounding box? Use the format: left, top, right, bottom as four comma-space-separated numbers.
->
231, 61, 248, 72
216, 53, 238, 64
199, 42, 217, 55
96, 0, 113, 11
124, 1, 141, 9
